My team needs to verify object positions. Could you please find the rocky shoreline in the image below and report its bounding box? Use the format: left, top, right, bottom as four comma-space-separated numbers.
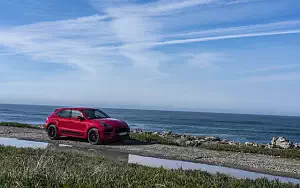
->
131, 128, 300, 149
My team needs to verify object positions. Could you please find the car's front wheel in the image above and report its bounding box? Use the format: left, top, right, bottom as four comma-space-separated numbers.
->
47, 124, 60, 140
88, 128, 102, 145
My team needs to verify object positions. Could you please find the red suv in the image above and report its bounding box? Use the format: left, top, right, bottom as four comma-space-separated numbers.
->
45, 108, 130, 145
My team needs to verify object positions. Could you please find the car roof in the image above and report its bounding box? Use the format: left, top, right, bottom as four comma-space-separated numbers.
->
56, 107, 97, 111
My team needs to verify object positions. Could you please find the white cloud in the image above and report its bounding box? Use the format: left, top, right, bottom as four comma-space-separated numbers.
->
145, 0, 218, 14
100, 0, 256, 17
244, 73, 300, 83
151, 30, 300, 46
241, 64, 300, 74
164, 20, 300, 38
0, 0, 300, 74
185, 52, 225, 69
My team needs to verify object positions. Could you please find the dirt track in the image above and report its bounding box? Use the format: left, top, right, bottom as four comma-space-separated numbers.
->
1, 126, 300, 179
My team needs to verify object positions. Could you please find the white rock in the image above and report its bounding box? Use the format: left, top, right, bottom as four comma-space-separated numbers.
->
271, 136, 292, 149
185, 141, 192, 146
245, 142, 258, 147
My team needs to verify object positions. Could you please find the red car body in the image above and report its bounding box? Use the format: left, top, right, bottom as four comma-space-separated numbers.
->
45, 108, 130, 143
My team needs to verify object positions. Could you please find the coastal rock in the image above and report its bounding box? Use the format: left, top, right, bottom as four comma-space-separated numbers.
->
185, 140, 200, 147
205, 136, 221, 142
170, 133, 181, 138
194, 140, 202, 144
185, 141, 192, 146
131, 129, 143, 133
245, 142, 258, 147
228, 141, 237, 145
271, 137, 291, 149
279, 142, 291, 149
220, 139, 230, 144
162, 131, 172, 136
175, 138, 187, 146
293, 143, 300, 148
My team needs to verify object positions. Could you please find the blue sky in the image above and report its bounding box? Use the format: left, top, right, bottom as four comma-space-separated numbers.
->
1, 0, 300, 116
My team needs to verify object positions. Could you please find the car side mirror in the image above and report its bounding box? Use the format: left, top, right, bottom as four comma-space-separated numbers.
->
76, 116, 84, 121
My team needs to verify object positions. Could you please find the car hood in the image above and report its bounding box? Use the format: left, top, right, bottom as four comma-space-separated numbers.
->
91, 118, 128, 127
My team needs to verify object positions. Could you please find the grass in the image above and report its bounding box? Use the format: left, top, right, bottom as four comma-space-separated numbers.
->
130, 132, 177, 145
130, 133, 300, 160
0, 122, 40, 129
0, 146, 299, 188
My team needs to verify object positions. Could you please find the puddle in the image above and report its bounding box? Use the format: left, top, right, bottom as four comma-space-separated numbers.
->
47, 143, 129, 162
0, 137, 299, 184
0, 137, 48, 149
128, 154, 300, 184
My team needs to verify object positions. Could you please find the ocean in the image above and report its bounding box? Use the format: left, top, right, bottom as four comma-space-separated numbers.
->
0, 104, 299, 143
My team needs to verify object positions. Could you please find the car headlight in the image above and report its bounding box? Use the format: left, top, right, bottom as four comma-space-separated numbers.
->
100, 122, 112, 129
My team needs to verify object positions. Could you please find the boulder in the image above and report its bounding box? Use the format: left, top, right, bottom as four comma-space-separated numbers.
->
293, 143, 300, 148
185, 140, 200, 147
38, 124, 45, 129
175, 138, 187, 146
271, 137, 292, 149
170, 133, 181, 138
185, 141, 192, 146
205, 136, 221, 142
131, 129, 143, 133
162, 131, 172, 136
228, 141, 237, 145
265, 144, 273, 149
220, 139, 230, 144
245, 142, 258, 147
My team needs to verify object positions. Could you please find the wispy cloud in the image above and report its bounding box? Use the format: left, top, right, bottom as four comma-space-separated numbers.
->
152, 30, 300, 46
244, 73, 300, 83
184, 52, 225, 69
164, 20, 300, 38
241, 64, 300, 74
1, 0, 300, 74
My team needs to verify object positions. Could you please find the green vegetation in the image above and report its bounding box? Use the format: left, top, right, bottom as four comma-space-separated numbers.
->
130, 132, 177, 145
0, 146, 298, 188
0, 122, 40, 129
130, 133, 300, 160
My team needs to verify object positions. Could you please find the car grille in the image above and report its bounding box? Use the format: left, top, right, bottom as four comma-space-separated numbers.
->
116, 127, 129, 133
104, 128, 113, 135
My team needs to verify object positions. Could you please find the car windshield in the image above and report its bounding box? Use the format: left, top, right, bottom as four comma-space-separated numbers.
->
82, 109, 110, 119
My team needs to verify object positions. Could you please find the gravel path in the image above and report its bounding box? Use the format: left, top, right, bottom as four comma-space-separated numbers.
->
1, 126, 300, 179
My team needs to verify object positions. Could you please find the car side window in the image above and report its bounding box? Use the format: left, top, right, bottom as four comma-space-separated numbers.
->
71, 110, 83, 118
94, 110, 107, 118
56, 110, 71, 118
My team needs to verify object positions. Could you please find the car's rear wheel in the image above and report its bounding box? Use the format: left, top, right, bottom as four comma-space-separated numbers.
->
47, 124, 60, 140
88, 128, 102, 145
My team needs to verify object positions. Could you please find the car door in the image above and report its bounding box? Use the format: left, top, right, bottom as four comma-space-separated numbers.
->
70, 110, 87, 137
56, 110, 72, 134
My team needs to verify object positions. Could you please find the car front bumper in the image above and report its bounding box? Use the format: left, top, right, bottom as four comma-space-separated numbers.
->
101, 127, 130, 141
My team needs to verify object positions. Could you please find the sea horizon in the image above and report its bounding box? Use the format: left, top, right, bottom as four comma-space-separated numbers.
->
1, 103, 299, 144
1, 102, 299, 118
